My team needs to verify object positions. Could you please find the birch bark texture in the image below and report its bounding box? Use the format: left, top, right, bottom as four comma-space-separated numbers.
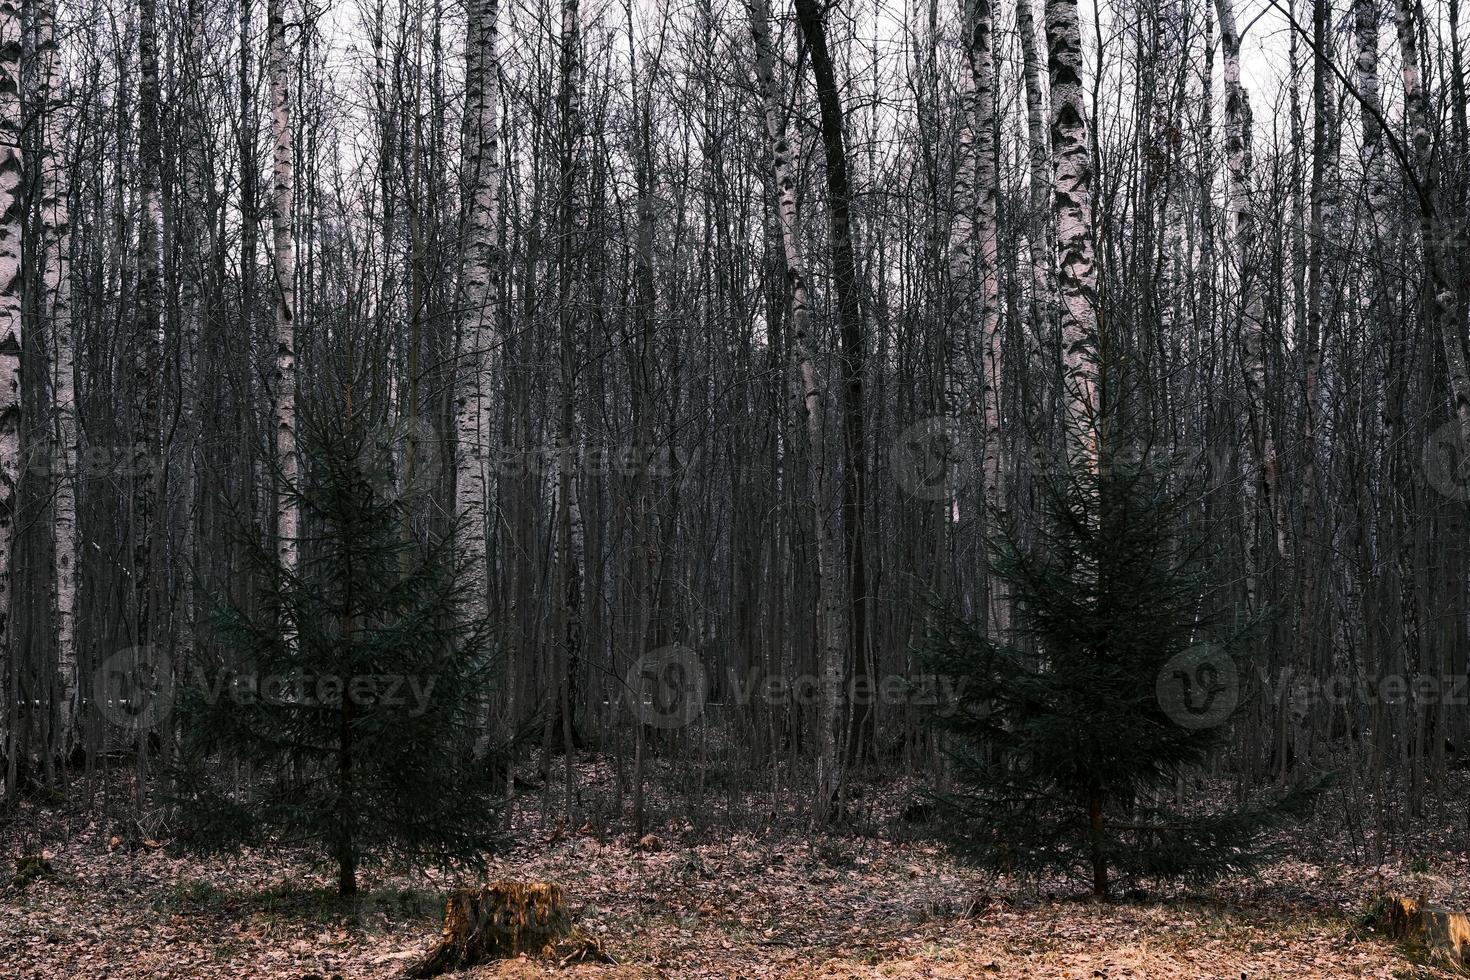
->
1016, 0, 1057, 378
747, 0, 848, 817
136, 0, 165, 647
1394, 0, 1470, 449
38, 0, 77, 754
1215, 0, 1284, 566
952, 0, 1007, 628
269, 0, 299, 576
1044, 0, 1100, 471
970, 0, 1006, 631
792, 0, 864, 821
0, 0, 21, 727
456, 0, 501, 624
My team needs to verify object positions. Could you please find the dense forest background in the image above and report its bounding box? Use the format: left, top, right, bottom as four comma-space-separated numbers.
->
1, 0, 1468, 853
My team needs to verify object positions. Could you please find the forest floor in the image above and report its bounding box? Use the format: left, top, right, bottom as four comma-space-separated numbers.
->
3, 768, 1468, 979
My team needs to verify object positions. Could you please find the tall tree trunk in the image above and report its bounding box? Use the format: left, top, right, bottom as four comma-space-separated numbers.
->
793, 0, 864, 817
1351, 0, 1391, 793
1215, 0, 1283, 577
237, 0, 261, 625
1016, 0, 1057, 359
0, 0, 22, 794
136, 0, 165, 665
38, 0, 76, 765
746, 0, 852, 799
1394, 0, 1470, 448
552, 0, 583, 820
1353, 0, 1382, 169
269, 0, 299, 579
971, 0, 1007, 632
747, 0, 848, 819
1046, 0, 1101, 469
457, 0, 500, 629
951, 0, 1008, 631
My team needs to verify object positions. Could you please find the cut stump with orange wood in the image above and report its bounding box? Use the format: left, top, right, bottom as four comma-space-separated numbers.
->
408, 881, 611, 977
1386, 894, 1470, 967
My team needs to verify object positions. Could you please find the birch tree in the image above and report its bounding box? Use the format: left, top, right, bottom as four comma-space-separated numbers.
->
970, 0, 1006, 631
1016, 0, 1057, 390
949, 0, 1007, 630
1394, 0, 1470, 448
0, 0, 21, 781
135, 0, 165, 653
456, 0, 501, 627
747, 0, 847, 819
793, 0, 864, 819
550, 0, 585, 816
1045, 0, 1100, 469
38, 0, 76, 759
176, 0, 209, 657
1215, 0, 1283, 572
269, 0, 299, 576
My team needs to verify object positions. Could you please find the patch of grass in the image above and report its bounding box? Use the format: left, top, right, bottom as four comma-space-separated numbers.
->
1361, 895, 1393, 930
209, 938, 246, 962
11, 854, 53, 890
33, 786, 69, 808
147, 875, 441, 934
368, 886, 444, 922
814, 840, 853, 869
248, 882, 443, 931
149, 878, 232, 913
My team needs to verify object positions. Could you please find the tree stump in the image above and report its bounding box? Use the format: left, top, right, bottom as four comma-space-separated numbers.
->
409, 881, 608, 977
1386, 895, 1470, 967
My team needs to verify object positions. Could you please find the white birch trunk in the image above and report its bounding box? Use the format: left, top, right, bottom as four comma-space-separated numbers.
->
39, 0, 78, 757
0, 0, 22, 765
1016, 0, 1057, 383
177, 0, 207, 658
1300, 0, 1340, 630
137, 0, 164, 648
971, 0, 1007, 632
1215, 0, 1284, 568
747, 0, 847, 813
1353, 0, 1391, 250
953, 0, 1007, 630
1045, 0, 1100, 472
269, 0, 299, 578
948, 8, 978, 425
1394, 0, 1470, 448
456, 0, 501, 627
